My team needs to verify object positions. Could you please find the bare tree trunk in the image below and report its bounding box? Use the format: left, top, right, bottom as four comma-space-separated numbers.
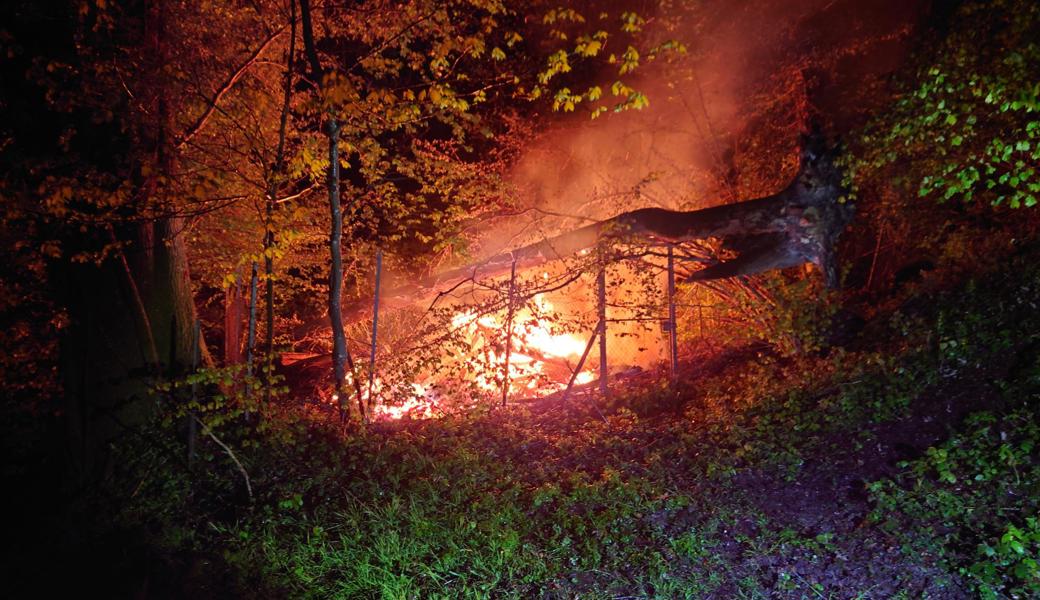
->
143, 0, 201, 375
301, 0, 364, 422
264, 222, 275, 398
326, 119, 349, 419
264, 0, 296, 402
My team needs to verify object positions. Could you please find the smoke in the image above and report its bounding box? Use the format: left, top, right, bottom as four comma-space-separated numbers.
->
494, 0, 926, 252
362, 0, 932, 402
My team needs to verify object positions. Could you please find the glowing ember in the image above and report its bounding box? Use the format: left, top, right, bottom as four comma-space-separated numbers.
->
324, 379, 439, 421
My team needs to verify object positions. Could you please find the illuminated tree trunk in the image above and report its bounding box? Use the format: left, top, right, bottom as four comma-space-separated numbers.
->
328, 134, 852, 327
326, 119, 350, 419
148, 217, 204, 372
301, 0, 364, 422
245, 260, 259, 379
264, 0, 296, 402
264, 213, 275, 399
141, 0, 204, 375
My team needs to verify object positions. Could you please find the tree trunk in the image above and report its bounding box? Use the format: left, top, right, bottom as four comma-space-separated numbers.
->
264, 0, 295, 402
60, 0, 207, 481
321, 132, 852, 329
326, 120, 350, 418
245, 260, 259, 377
301, 0, 365, 422
264, 221, 275, 395
61, 217, 204, 481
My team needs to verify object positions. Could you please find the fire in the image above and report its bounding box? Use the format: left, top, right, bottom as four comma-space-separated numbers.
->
453, 294, 595, 396
372, 383, 438, 420
327, 379, 440, 421
341, 294, 597, 421
522, 296, 587, 358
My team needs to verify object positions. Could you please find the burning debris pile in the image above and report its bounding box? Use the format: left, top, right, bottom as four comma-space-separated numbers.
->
362, 280, 615, 422
332, 293, 601, 421
311, 258, 673, 422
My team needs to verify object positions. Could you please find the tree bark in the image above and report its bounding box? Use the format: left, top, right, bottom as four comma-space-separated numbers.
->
326, 119, 350, 418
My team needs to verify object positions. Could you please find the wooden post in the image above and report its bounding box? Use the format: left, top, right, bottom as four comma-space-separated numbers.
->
501, 257, 517, 407
597, 267, 609, 398
667, 245, 678, 380
368, 249, 382, 408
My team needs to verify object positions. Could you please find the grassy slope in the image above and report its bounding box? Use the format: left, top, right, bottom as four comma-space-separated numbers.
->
59, 244, 1040, 599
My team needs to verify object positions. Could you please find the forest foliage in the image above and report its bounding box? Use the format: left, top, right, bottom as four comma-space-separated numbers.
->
2, 0, 1040, 597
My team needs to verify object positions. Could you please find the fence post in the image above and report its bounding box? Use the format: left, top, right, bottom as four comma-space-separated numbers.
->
667, 244, 678, 380
501, 257, 517, 407
368, 249, 382, 409
597, 267, 609, 398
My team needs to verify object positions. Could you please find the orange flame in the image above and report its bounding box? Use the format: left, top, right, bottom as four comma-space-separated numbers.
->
369, 294, 595, 420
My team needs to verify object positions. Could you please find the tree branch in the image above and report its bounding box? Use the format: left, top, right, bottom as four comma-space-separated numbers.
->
175, 27, 287, 150
192, 414, 253, 502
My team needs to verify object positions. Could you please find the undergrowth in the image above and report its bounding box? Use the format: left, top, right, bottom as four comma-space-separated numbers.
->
68, 249, 1040, 599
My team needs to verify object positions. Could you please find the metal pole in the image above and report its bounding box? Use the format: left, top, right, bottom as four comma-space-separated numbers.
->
667, 245, 678, 380
246, 261, 258, 384
501, 257, 517, 407
598, 267, 609, 398
247, 262, 258, 366
188, 319, 200, 468
368, 249, 382, 408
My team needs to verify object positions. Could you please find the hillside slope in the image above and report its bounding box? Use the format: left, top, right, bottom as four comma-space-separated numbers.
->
18, 245, 1040, 599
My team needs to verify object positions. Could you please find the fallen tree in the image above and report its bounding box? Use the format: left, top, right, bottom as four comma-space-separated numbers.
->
309, 131, 852, 334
